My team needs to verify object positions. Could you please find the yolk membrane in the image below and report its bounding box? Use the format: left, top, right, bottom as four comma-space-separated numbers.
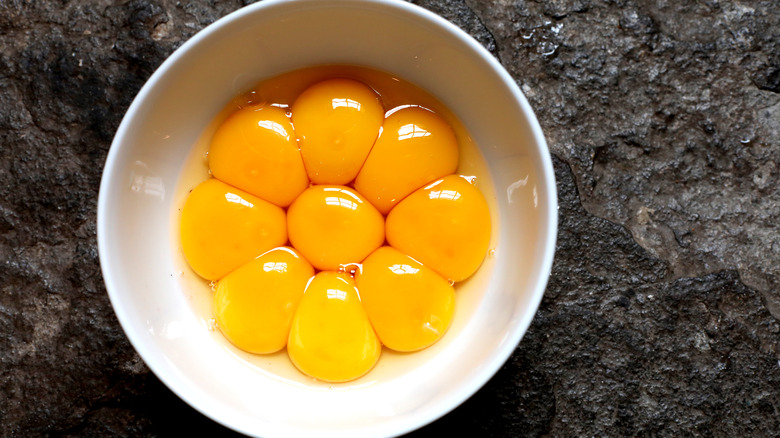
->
386, 175, 491, 283
355, 246, 455, 352
209, 105, 309, 208
291, 78, 384, 185
355, 106, 459, 214
214, 247, 314, 354
287, 272, 381, 383
287, 185, 384, 271
180, 178, 287, 281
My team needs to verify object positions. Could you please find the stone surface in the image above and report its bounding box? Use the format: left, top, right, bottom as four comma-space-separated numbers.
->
0, 0, 777, 436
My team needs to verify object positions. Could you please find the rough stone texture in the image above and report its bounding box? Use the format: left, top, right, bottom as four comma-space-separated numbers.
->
0, 0, 777, 436
463, 0, 780, 316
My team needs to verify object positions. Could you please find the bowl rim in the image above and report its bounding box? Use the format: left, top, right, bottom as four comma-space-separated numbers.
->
97, 0, 558, 435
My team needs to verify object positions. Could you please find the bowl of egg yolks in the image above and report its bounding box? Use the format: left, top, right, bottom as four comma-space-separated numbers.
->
97, 0, 557, 436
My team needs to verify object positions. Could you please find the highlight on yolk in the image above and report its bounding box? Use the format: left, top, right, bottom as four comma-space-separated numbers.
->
287, 185, 384, 271
355, 106, 459, 214
209, 105, 309, 207
291, 78, 384, 185
180, 178, 287, 281
355, 246, 455, 352
214, 247, 314, 354
287, 272, 381, 382
386, 175, 491, 283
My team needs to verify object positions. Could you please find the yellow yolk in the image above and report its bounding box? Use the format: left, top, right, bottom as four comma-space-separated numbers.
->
180, 179, 287, 281
287, 185, 384, 271
287, 272, 381, 382
386, 175, 491, 283
214, 247, 314, 354
291, 78, 384, 184
355, 246, 454, 352
180, 68, 496, 382
355, 106, 459, 214
209, 105, 308, 207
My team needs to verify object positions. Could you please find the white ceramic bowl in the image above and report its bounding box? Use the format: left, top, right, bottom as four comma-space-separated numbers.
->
98, 0, 557, 436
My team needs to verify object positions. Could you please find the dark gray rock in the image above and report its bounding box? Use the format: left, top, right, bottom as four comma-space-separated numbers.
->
465, 0, 780, 317
0, 0, 778, 436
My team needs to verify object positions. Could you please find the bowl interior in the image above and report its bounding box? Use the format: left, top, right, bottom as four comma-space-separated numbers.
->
98, 1, 556, 436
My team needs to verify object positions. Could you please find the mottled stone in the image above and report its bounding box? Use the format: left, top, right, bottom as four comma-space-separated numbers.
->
410, 0, 498, 55
466, 0, 780, 316
1, 0, 778, 436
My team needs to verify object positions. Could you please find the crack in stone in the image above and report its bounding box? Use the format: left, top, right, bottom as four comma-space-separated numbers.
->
463, 0, 501, 58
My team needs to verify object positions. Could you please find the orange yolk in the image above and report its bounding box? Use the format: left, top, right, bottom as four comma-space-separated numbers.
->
214, 247, 314, 354
287, 272, 381, 382
180, 71, 494, 383
180, 178, 287, 281
287, 185, 384, 271
355, 246, 455, 352
291, 78, 384, 185
209, 105, 309, 208
355, 106, 459, 214
386, 175, 491, 283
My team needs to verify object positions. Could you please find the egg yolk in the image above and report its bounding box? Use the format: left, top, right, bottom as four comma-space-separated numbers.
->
180, 178, 287, 281
287, 185, 384, 271
209, 105, 309, 207
355, 106, 459, 214
386, 175, 491, 283
214, 247, 314, 354
355, 246, 455, 352
287, 272, 381, 382
180, 71, 494, 384
291, 78, 384, 185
